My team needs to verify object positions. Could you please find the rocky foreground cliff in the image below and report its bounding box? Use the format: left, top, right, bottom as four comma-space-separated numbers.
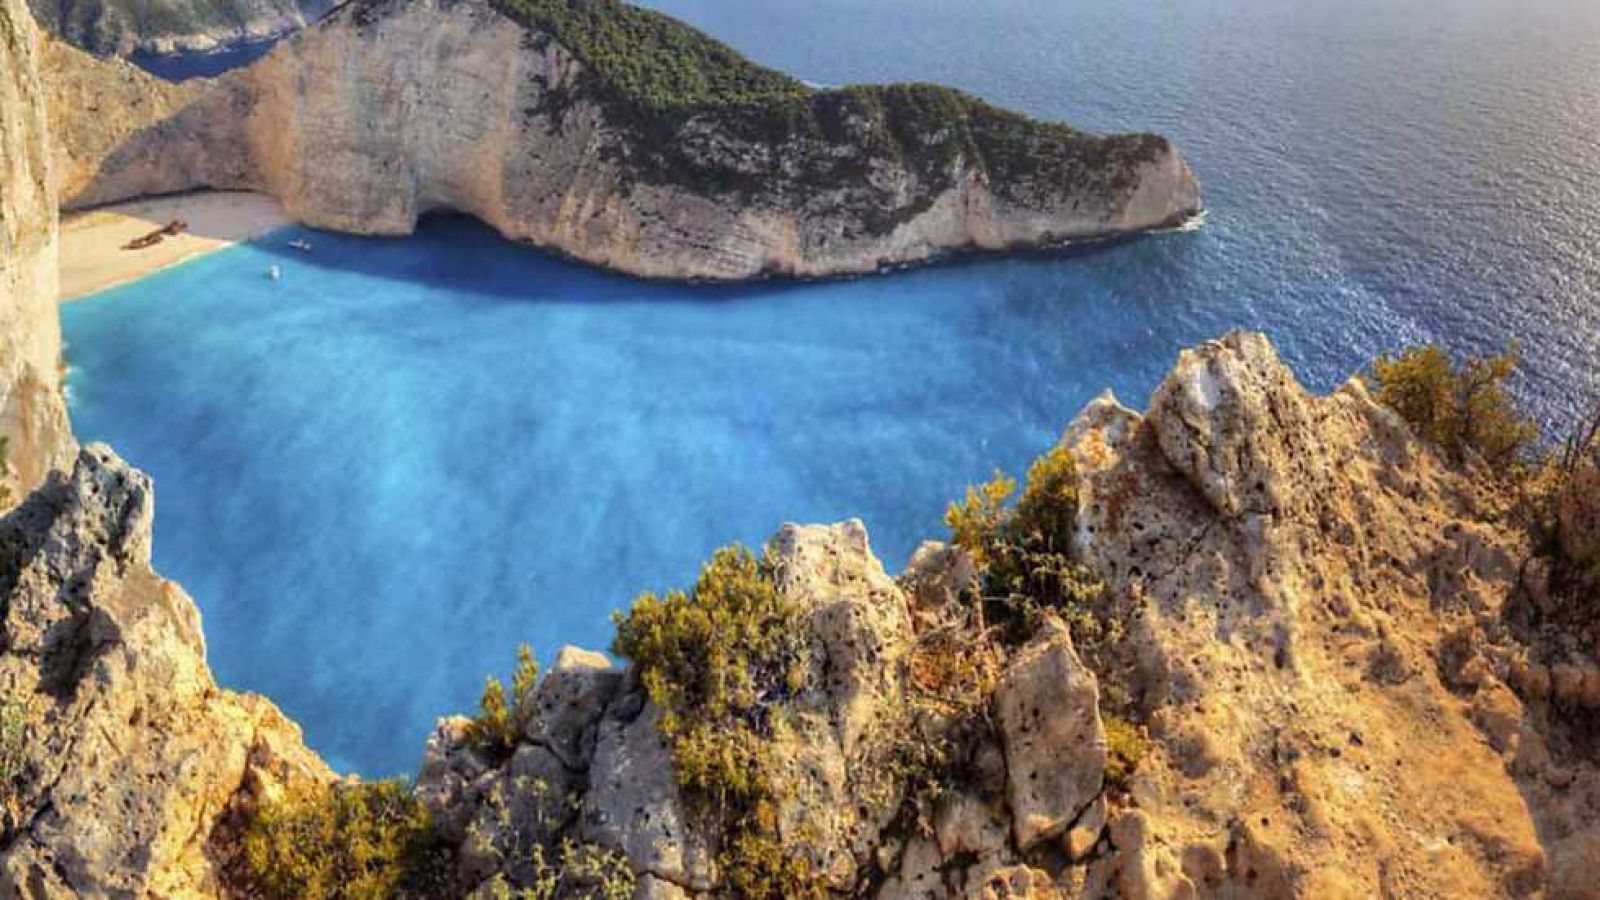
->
4, 334, 1599, 899
42, 0, 1201, 279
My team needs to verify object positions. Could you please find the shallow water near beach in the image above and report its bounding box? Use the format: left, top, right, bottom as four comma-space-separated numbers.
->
65, 0, 1600, 775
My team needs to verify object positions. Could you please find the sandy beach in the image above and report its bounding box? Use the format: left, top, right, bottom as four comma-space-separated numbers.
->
58, 191, 291, 301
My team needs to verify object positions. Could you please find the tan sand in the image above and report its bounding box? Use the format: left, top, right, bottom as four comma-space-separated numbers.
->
59, 191, 292, 301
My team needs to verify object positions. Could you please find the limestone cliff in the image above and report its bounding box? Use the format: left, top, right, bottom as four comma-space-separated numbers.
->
44, 0, 1202, 280
41, 33, 253, 206
0, 0, 72, 501
0, 446, 332, 897
5, 335, 1599, 899
28, 0, 330, 56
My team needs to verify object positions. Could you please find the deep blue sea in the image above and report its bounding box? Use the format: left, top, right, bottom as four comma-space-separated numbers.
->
65, 0, 1600, 775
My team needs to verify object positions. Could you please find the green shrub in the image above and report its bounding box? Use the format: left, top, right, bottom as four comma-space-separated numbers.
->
946, 471, 1015, 571
0, 695, 32, 816
1557, 457, 1600, 579
1527, 409, 1600, 611
613, 546, 809, 732
243, 779, 450, 900
612, 546, 823, 900
1103, 714, 1149, 791
1369, 344, 1536, 469
1551, 411, 1600, 570
945, 444, 1101, 645
467, 644, 540, 759
511, 643, 540, 705
480, 839, 635, 900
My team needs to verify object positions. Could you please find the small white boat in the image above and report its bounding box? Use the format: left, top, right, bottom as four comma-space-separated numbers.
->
267, 265, 282, 281
288, 239, 313, 252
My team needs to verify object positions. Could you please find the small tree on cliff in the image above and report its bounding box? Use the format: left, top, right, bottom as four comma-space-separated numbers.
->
1369, 343, 1536, 470
466, 643, 540, 759
945, 444, 1102, 645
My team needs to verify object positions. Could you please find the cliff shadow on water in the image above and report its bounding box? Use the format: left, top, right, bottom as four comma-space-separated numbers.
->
244, 211, 1157, 300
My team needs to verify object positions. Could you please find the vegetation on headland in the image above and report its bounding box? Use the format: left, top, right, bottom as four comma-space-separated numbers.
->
478, 0, 1164, 212
491, 0, 809, 114
1368, 343, 1600, 622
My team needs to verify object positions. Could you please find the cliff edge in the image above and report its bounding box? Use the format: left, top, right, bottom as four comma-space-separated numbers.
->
4, 336, 1598, 898
0, 446, 332, 897
43, 0, 1202, 280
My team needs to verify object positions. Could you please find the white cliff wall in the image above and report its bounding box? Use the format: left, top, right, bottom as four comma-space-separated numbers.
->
0, 0, 72, 498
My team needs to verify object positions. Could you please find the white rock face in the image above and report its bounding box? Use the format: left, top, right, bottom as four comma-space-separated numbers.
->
44, 0, 1203, 281
0, 0, 72, 499
582, 703, 716, 891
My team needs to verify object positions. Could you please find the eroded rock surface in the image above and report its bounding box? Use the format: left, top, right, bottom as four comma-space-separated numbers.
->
0, 446, 331, 897
0, 0, 72, 501
42, 0, 1202, 280
995, 618, 1104, 853
1067, 333, 1557, 898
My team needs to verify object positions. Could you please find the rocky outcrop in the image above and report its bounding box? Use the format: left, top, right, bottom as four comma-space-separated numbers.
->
392, 332, 1600, 898
995, 619, 1104, 854
4, 333, 1597, 898
1065, 333, 1562, 898
28, 0, 330, 56
395, 334, 1600, 898
43, 0, 1201, 280
0, 0, 73, 502
0, 445, 331, 897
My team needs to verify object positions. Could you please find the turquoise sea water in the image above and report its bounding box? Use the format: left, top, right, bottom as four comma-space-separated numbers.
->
65, 0, 1600, 775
